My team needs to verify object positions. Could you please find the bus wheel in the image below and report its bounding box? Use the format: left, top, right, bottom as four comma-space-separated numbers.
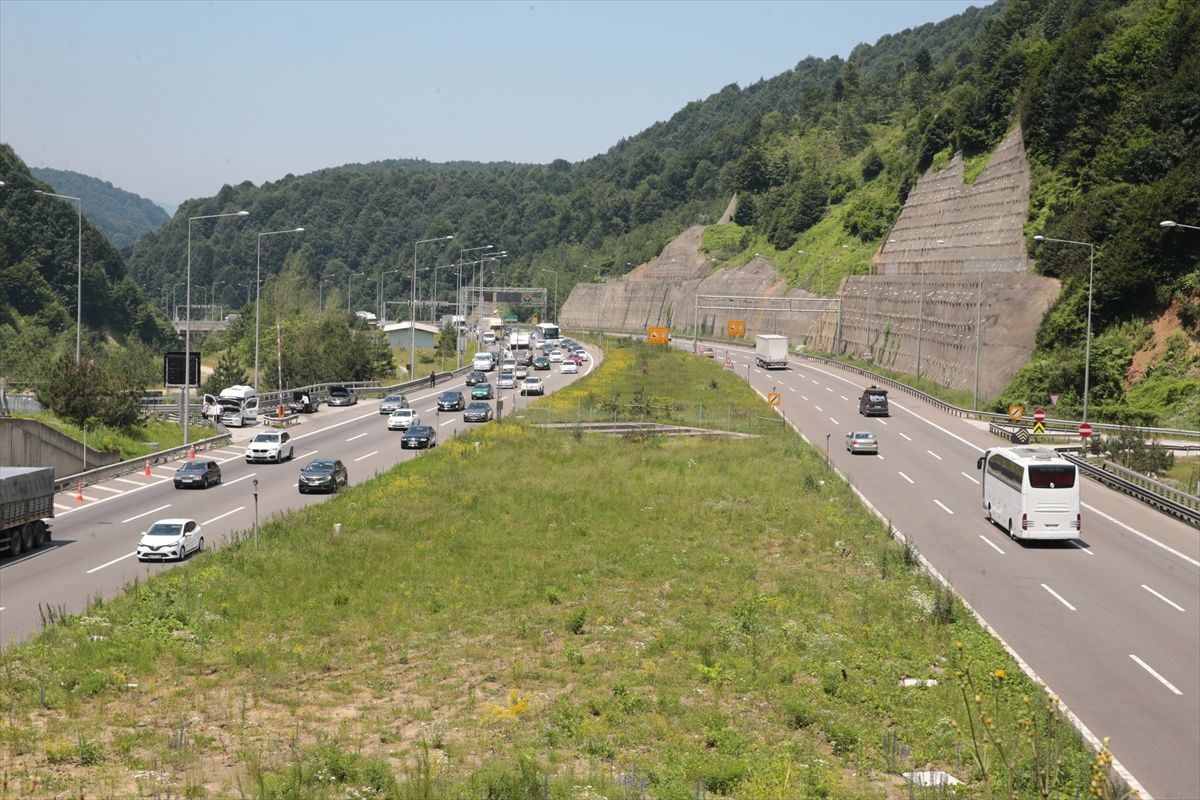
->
984, 504, 992, 523
1006, 519, 1015, 539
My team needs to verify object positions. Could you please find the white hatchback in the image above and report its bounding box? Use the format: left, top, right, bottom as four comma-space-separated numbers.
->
137, 518, 203, 562
561, 360, 578, 374
388, 408, 420, 431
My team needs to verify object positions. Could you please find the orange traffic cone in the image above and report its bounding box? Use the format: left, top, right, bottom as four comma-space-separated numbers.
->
75, 481, 84, 504
188, 445, 196, 460
144, 460, 151, 476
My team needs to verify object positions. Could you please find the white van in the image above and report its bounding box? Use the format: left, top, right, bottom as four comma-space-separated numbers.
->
205, 385, 259, 427
473, 352, 496, 372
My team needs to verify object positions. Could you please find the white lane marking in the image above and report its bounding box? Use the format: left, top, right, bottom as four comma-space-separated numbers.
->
824, 386, 833, 392
899, 432, 912, 441
934, 499, 954, 515
800, 395, 809, 401
53, 502, 71, 511
346, 432, 369, 442
960, 471, 980, 485
154, 471, 176, 479
91, 485, 124, 494
86, 551, 136, 574
926, 450, 943, 461
299, 450, 319, 459
1041, 584, 1077, 611
1141, 585, 1186, 612
878, 419, 888, 426
788, 386, 796, 392
122, 504, 171, 524
0, 607, 4, 611
1068, 540, 1095, 555
203, 506, 245, 525
875, 453, 884, 460
354, 451, 378, 462
439, 418, 455, 427
898, 471, 914, 484
221, 473, 257, 487
114, 477, 145, 486
811, 379, 819, 385
1129, 654, 1183, 695
1082, 502, 1199, 568
980, 536, 1006, 555
830, 417, 840, 425
814, 404, 823, 412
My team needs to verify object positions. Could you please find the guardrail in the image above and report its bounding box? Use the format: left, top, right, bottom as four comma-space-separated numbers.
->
1065, 454, 1199, 527
53, 426, 232, 493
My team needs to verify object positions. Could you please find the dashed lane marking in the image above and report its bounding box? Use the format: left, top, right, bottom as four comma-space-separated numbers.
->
202, 506, 245, 526
1141, 585, 1185, 612
1041, 584, 1077, 611
121, 504, 171, 524
91, 485, 124, 494
960, 471, 980, 485
1129, 654, 1183, 695
221, 473, 256, 487
898, 471, 914, 484
86, 551, 136, 574
980, 536, 1006, 555
354, 451, 378, 462
934, 499, 954, 515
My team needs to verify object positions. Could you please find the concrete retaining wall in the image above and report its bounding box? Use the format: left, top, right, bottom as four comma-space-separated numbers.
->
0, 419, 121, 476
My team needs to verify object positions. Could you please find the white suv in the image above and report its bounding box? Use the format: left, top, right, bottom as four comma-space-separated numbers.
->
245, 431, 294, 463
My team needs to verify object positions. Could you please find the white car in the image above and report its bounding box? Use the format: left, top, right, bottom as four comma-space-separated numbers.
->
560, 360, 578, 374
548, 350, 564, 362
388, 408, 420, 431
514, 365, 529, 379
521, 376, 544, 396
501, 358, 517, 372
497, 371, 517, 389
245, 431, 294, 463
137, 518, 203, 562
573, 350, 590, 361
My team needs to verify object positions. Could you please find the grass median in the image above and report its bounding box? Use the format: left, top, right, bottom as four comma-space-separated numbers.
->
0, 339, 1107, 799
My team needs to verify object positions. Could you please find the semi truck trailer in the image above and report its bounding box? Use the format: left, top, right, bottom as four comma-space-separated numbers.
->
0, 466, 54, 557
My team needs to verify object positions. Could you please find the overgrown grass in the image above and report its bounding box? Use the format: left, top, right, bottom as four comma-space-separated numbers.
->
0, 344, 1105, 798
11, 412, 192, 461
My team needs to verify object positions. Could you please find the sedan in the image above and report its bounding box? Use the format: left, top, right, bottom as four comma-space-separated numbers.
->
464, 370, 487, 386
521, 376, 544, 396
245, 431, 295, 463
327, 386, 357, 406
387, 408, 420, 431
379, 394, 410, 414
401, 425, 437, 449
471, 383, 494, 400
137, 518, 203, 562
548, 350, 565, 362
298, 458, 349, 493
173, 459, 221, 489
514, 365, 528, 379
497, 371, 517, 389
560, 360, 579, 374
845, 431, 879, 455
437, 390, 465, 411
572, 349, 590, 361
463, 401, 493, 423
532, 356, 551, 371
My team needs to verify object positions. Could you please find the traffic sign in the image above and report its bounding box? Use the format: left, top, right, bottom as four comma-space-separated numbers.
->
1008, 404, 1024, 421
647, 326, 669, 344
723, 356, 734, 369
767, 392, 781, 407
727, 320, 746, 337
1033, 408, 1045, 423
1049, 392, 1060, 407
1032, 421, 1046, 434
1079, 422, 1093, 439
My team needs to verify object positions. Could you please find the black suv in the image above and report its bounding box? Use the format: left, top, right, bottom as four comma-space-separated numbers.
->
532, 356, 551, 371
859, 386, 889, 416
437, 390, 465, 411
464, 370, 487, 386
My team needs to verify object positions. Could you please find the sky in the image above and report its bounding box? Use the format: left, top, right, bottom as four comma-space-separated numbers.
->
1, 0, 988, 208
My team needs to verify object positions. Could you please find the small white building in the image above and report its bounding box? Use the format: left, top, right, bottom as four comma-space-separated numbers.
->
382, 321, 440, 350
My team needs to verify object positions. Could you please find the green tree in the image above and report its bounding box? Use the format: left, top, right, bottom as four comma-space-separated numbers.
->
202, 351, 250, 395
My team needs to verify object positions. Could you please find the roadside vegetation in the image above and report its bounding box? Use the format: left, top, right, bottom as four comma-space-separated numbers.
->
1, 341, 1117, 799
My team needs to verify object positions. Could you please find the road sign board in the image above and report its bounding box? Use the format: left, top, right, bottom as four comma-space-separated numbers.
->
1008, 404, 1024, 421
1033, 408, 1045, 423
767, 392, 781, 407
1012, 427, 1030, 444
727, 320, 746, 337
723, 356, 734, 369
1049, 392, 1060, 407
647, 326, 669, 344
1032, 421, 1046, 434
1079, 422, 1093, 439
163, 351, 201, 387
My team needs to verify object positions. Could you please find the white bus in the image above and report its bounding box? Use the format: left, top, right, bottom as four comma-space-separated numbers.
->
976, 446, 1080, 540
534, 322, 560, 345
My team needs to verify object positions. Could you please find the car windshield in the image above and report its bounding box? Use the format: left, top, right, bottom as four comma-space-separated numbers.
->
178, 462, 207, 472
305, 460, 335, 472
407, 426, 430, 435
391, 409, 412, 416
330, 388, 348, 396
385, 395, 401, 403
145, 522, 182, 537
253, 433, 280, 443
853, 432, 874, 439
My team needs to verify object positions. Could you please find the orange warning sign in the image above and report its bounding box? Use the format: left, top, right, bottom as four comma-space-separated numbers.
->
727, 320, 746, 337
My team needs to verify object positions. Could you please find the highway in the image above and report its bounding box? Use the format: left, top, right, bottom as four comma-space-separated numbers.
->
0, 345, 598, 647
707, 342, 1198, 800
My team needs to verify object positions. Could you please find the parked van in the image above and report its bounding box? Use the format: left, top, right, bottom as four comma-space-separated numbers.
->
473, 352, 496, 372
205, 385, 259, 427
859, 386, 889, 417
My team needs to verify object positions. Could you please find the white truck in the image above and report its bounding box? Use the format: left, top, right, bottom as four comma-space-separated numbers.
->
205, 385, 260, 427
510, 330, 532, 350
1, 466, 54, 557
755, 334, 788, 369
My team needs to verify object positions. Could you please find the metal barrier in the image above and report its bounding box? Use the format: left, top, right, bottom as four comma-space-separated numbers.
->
54, 426, 232, 493
1064, 454, 1199, 527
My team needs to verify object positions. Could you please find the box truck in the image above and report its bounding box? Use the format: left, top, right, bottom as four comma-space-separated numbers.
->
204, 385, 259, 427
1, 466, 54, 557
755, 335, 788, 369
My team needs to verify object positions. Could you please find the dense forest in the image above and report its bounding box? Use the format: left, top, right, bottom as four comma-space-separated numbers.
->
29, 167, 169, 249
3, 0, 1198, 425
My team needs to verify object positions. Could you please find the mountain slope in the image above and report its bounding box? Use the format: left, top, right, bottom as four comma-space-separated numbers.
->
29, 166, 170, 249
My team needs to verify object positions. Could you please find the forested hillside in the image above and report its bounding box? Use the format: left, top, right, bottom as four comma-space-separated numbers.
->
29, 166, 169, 249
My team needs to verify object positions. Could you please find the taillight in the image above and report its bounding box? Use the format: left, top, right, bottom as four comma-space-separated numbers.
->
1021, 513, 1029, 530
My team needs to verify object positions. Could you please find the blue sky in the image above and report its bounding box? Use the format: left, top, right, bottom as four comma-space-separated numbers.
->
1, 0, 988, 206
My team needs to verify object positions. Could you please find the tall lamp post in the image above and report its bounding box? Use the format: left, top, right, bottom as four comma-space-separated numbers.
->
347, 271, 362, 313
185, 210, 249, 445
539, 268, 559, 321
457, 245, 494, 366
255, 227, 304, 392
1160, 220, 1200, 231
1033, 234, 1095, 423
411, 235, 454, 379
35, 190, 83, 363
378, 268, 404, 323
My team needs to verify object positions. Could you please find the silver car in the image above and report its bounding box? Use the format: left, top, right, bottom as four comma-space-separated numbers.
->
845, 431, 879, 454
497, 371, 517, 389
379, 394, 410, 414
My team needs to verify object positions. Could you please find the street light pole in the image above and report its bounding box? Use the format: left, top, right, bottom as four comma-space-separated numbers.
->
378, 268, 403, 324
411, 235, 454, 379
35, 190, 83, 363
1033, 235, 1095, 423
185, 210, 249, 445
348, 271, 362, 314
1160, 220, 1200, 231
255, 227, 304, 393
539, 268, 559, 320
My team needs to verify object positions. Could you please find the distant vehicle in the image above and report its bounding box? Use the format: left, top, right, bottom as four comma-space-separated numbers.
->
473, 352, 496, 372
755, 334, 788, 369
977, 446, 1080, 540
174, 459, 222, 488
482, 332, 496, 345
572, 348, 589, 361
510, 330, 532, 350
298, 458, 348, 494
437, 390, 465, 411
0, 466, 53, 557
465, 370, 487, 386
561, 360, 578, 374
497, 371, 517, 389
387, 408, 420, 431
327, 386, 357, 406
521, 376, 544, 396
514, 365, 528, 379
463, 401, 493, 423
700, 346, 714, 358
471, 382, 494, 400
844, 431, 879, 455
548, 350, 564, 362
401, 425, 437, 449
288, 390, 320, 413
205, 385, 259, 427
534, 322, 560, 344
859, 386, 889, 417
500, 357, 517, 372
532, 356, 551, 370
246, 431, 294, 463
379, 394, 409, 415
137, 518, 203, 562
518, 351, 534, 366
